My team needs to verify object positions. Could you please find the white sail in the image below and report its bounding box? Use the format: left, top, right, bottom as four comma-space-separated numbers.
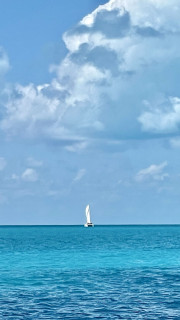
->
84, 204, 94, 227
86, 205, 91, 224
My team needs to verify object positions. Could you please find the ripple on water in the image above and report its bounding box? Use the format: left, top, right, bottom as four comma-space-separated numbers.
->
0, 268, 179, 319
0, 226, 180, 319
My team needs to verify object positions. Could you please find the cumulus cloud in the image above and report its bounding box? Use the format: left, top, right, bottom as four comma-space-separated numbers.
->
80, 0, 180, 31
1, 0, 180, 144
21, 168, 38, 182
139, 97, 180, 134
135, 161, 168, 182
0, 157, 6, 171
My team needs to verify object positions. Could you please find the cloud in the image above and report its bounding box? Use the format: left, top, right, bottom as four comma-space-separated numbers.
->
73, 169, 86, 183
65, 141, 89, 152
0, 48, 10, 77
135, 161, 168, 182
1, 0, 180, 144
21, 168, 38, 182
0, 157, 6, 171
138, 97, 180, 134
12, 167, 39, 183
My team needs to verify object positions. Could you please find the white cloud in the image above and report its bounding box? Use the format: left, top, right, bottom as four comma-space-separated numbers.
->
0, 157, 6, 171
139, 97, 180, 134
21, 168, 38, 182
73, 169, 86, 183
1, 83, 60, 139
1, 61, 106, 142
2, 0, 180, 143
81, 0, 180, 31
135, 161, 168, 182
65, 141, 89, 152
0, 48, 10, 77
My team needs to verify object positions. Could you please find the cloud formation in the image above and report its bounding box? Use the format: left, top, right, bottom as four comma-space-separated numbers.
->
0, 48, 9, 77
139, 97, 180, 134
135, 161, 168, 182
73, 168, 86, 183
21, 168, 38, 182
1, 0, 180, 144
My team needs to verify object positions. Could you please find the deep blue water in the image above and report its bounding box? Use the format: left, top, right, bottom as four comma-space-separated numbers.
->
0, 225, 180, 319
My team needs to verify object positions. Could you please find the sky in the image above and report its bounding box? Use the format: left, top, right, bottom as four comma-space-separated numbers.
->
1, 0, 180, 225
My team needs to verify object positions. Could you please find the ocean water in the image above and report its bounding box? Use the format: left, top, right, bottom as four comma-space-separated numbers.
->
0, 225, 180, 319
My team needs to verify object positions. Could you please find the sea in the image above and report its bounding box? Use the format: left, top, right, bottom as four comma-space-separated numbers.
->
0, 225, 180, 319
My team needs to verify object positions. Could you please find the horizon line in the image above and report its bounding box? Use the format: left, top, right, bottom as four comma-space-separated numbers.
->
0, 224, 180, 227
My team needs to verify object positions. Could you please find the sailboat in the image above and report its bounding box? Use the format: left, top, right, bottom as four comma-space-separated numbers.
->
84, 204, 94, 227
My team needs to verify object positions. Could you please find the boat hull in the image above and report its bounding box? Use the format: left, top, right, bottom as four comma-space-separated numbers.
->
84, 223, 94, 227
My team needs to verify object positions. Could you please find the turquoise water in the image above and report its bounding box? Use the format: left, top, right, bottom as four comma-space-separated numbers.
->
0, 225, 180, 319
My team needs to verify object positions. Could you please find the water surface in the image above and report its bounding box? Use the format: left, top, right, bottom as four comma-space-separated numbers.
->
0, 225, 180, 319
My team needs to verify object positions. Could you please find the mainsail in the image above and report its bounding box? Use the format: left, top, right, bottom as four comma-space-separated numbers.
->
85, 204, 91, 224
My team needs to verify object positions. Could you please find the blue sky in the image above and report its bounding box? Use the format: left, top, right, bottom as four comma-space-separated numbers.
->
1, 0, 180, 225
